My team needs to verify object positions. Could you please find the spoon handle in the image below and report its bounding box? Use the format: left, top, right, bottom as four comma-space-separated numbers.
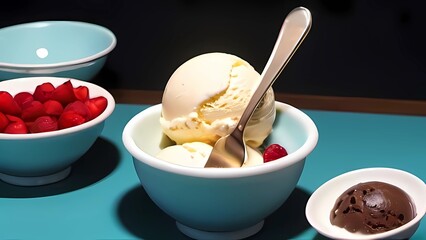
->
235, 7, 312, 135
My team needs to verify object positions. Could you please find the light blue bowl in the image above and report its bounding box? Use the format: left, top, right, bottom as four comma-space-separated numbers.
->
122, 102, 318, 240
0, 77, 115, 186
0, 21, 116, 81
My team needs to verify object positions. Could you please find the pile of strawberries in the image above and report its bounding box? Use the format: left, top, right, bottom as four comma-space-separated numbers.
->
0, 80, 107, 134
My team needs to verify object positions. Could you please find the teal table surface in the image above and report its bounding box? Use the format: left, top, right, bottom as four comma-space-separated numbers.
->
1, 103, 425, 239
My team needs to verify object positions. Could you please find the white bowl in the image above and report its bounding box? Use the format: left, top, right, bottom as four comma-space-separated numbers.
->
122, 102, 318, 240
0, 77, 115, 186
306, 167, 426, 240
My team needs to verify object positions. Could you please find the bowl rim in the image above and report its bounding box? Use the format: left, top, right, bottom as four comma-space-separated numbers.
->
0, 21, 116, 69
0, 76, 115, 139
122, 101, 319, 179
305, 167, 426, 240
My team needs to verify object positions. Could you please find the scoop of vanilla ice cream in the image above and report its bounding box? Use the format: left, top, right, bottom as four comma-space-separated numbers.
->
156, 142, 264, 168
160, 52, 275, 148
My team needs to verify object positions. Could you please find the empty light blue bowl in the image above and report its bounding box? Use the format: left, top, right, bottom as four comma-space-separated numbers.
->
0, 21, 116, 81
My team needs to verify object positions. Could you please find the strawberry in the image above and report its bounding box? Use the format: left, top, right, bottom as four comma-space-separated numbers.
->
4, 115, 28, 134
30, 116, 58, 133
73, 86, 89, 102
43, 100, 63, 116
21, 100, 45, 121
58, 111, 86, 129
0, 112, 9, 132
84, 96, 107, 120
1, 80, 108, 134
263, 144, 288, 163
0, 91, 21, 115
33, 82, 55, 103
51, 80, 76, 105
63, 101, 91, 120
14, 92, 34, 108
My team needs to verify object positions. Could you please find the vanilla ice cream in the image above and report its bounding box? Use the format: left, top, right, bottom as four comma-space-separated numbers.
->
160, 52, 275, 148
156, 142, 264, 168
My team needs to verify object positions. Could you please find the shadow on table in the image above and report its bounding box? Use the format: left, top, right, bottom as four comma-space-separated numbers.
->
247, 187, 312, 239
0, 137, 120, 198
117, 185, 312, 239
116, 184, 187, 239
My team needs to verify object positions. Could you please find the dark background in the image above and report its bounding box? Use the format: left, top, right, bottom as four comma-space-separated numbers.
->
1, 0, 426, 100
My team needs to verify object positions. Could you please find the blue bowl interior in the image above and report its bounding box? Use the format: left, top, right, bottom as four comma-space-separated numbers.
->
0, 21, 115, 64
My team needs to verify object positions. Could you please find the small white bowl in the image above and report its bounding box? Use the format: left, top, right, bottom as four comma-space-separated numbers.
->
306, 167, 426, 240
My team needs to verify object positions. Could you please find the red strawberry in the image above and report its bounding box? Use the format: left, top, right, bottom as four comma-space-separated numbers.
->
58, 111, 86, 129
33, 82, 55, 103
84, 96, 107, 120
0, 91, 21, 115
4, 115, 28, 134
0, 112, 9, 132
63, 101, 91, 120
51, 80, 76, 105
73, 86, 89, 102
43, 100, 63, 116
30, 116, 58, 133
21, 100, 45, 121
263, 144, 288, 163
14, 92, 34, 108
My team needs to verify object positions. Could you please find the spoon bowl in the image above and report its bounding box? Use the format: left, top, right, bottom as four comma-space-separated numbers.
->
204, 6, 312, 168
122, 101, 318, 239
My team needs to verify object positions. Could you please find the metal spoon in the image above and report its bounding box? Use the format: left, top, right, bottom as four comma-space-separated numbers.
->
204, 7, 312, 168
